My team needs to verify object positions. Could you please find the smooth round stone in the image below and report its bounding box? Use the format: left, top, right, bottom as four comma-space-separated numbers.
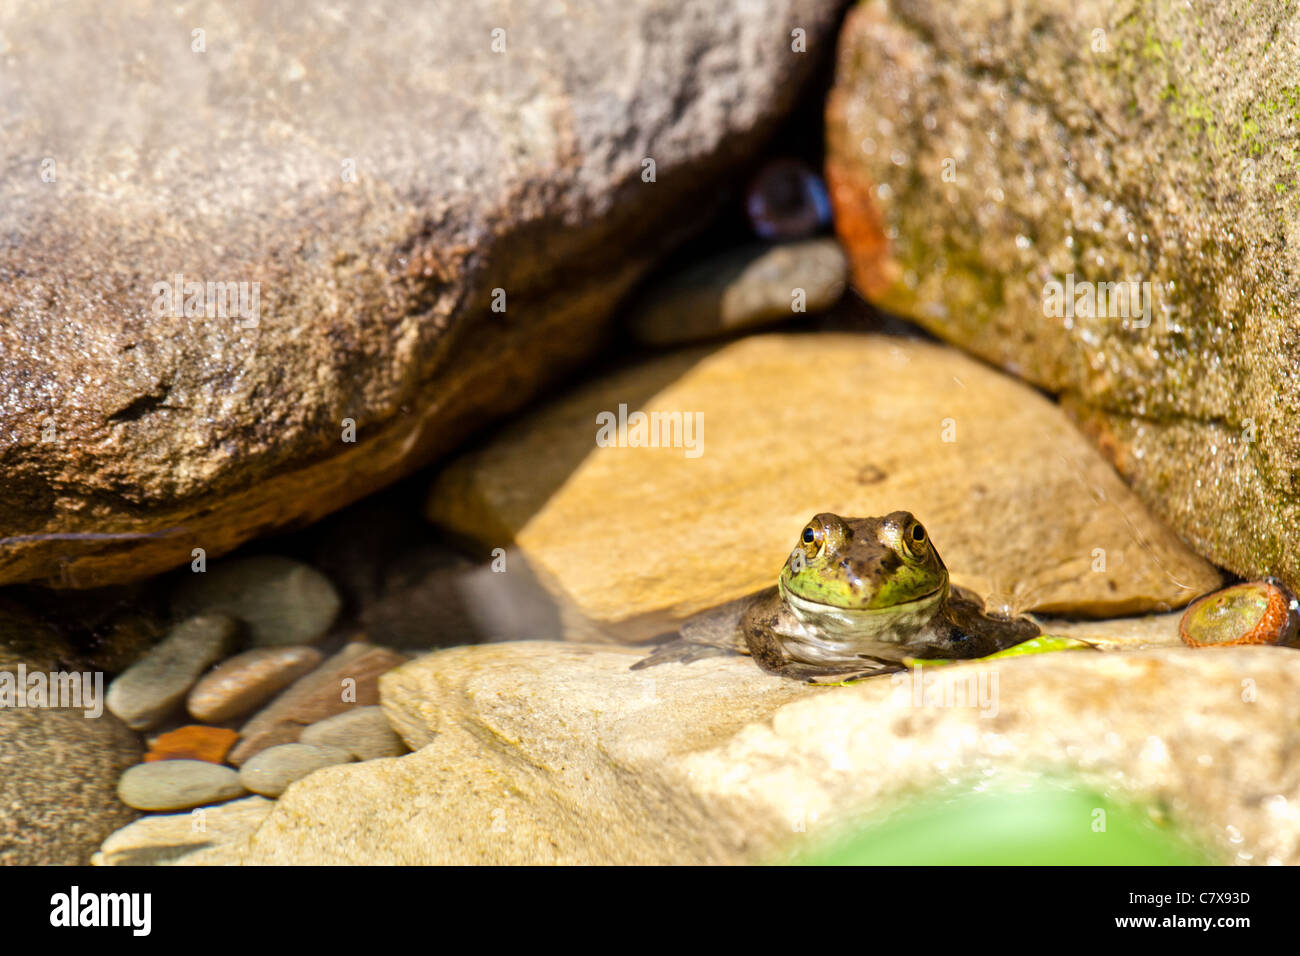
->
187, 645, 325, 723
239, 744, 354, 797
117, 759, 246, 811
627, 239, 847, 346
1179, 579, 1300, 648
171, 556, 341, 647
299, 706, 407, 761
106, 614, 242, 730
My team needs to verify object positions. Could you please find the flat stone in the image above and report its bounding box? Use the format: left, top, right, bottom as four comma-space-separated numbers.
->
824, 0, 1300, 594
117, 760, 246, 812
627, 239, 847, 345
185, 640, 1300, 864
172, 557, 340, 647
299, 706, 407, 762
228, 642, 408, 766
94, 796, 274, 866
239, 743, 354, 798
426, 333, 1221, 638
106, 614, 241, 730
0, 0, 844, 590
187, 645, 325, 723
144, 725, 239, 764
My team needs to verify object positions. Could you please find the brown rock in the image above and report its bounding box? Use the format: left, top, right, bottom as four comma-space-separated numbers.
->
0, 0, 845, 589
824, 0, 1300, 593
144, 725, 239, 764
228, 642, 408, 766
426, 333, 1221, 638
187, 645, 324, 723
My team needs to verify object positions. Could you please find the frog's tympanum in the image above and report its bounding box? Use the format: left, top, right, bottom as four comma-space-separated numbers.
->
632, 511, 1040, 683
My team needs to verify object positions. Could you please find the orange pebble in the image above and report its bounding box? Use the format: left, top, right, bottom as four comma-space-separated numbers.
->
144, 725, 239, 764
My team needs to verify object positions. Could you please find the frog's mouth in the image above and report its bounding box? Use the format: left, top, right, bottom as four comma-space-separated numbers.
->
779, 580, 946, 640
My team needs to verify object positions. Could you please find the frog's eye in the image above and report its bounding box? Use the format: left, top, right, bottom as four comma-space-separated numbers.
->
903, 520, 929, 556
910, 523, 926, 544
798, 522, 825, 558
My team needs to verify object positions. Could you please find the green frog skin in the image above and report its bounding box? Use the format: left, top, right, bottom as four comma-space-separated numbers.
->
632, 511, 1040, 683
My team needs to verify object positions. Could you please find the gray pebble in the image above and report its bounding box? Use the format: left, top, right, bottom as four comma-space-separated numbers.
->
299, 706, 407, 761
171, 556, 341, 647
627, 239, 848, 346
238, 743, 354, 797
106, 614, 241, 730
117, 760, 246, 811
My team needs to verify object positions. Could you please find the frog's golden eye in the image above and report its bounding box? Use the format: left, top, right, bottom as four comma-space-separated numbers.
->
799, 522, 824, 558
904, 521, 928, 554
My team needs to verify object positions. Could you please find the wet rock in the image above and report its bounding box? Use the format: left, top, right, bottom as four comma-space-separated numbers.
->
299, 706, 407, 762
228, 642, 408, 766
185, 640, 1300, 864
144, 726, 240, 764
627, 240, 847, 345
172, 557, 341, 647
94, 796, 274, 866
187, 645, 324, 723
824, 0, 1300, 594
239, 743, 354, 798
427, 333, 1221, 639
117, 760, 246, 812
0, 0, 845, 590
106, 614, 241, 730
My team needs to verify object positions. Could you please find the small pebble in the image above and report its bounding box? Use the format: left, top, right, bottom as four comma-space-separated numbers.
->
229, 642, 408, 765
144, 725, 240, 764
627, 239, 847, 346
239, 743, 354, 797
299, 706, 407, 761
106, 614, 241, 730
117, 759, 246, 811
171, 555, 341, 647
187, 645, 324, 723
1179, 578, 1300, 649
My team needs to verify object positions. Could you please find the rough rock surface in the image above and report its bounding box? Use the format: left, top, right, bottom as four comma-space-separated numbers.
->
426, 333, 1219, 638
825, 0, 1300, 593
0, 600, 143, 864
0, 0, 845, 588
178, 640, 1300, 864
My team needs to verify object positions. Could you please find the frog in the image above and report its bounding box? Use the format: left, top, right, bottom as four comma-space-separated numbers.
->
631, 511, 1042, 683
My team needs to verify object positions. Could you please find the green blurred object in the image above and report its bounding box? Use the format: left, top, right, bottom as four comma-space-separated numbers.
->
792, 783, 1216, 865
902, 634, 1095, 669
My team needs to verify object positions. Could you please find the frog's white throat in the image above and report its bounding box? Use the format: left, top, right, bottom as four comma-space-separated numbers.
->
779, 579, 947, 641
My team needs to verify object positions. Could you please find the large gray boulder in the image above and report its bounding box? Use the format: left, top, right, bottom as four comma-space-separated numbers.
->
0, 0, 844, 587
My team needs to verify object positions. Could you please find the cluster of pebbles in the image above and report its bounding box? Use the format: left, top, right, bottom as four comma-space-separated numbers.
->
107, 555, 410, 813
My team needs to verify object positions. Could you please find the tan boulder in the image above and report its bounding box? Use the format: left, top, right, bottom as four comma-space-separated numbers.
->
427, 333, 1220, 638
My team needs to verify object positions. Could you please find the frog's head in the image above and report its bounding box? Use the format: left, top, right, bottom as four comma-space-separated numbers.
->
778, 512, 949, 633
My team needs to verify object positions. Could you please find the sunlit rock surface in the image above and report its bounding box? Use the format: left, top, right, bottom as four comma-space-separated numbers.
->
170, 641, 1300, 865
427, 333, 1220, 638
